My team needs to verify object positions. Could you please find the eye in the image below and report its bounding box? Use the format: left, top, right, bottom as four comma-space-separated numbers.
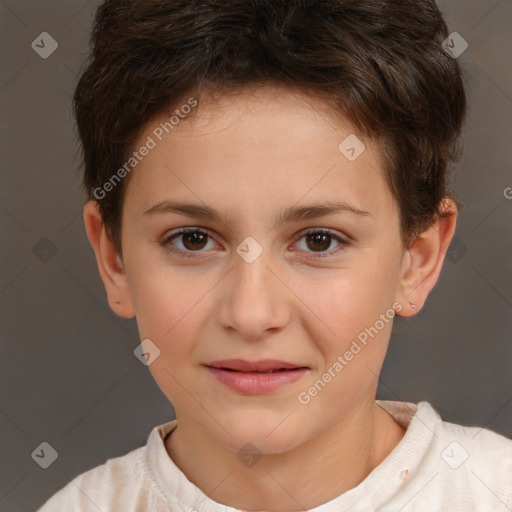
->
161, 227, 217, 257
161, 227, 347, 259
292, 228, 347, 258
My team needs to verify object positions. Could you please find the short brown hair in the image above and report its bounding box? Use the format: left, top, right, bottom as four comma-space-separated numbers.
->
73, 0, 467, 256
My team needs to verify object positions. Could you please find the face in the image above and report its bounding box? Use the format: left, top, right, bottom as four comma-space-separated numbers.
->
119, 85, 407, 454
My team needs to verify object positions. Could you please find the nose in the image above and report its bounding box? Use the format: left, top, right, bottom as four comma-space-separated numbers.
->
216, 247, 290, 341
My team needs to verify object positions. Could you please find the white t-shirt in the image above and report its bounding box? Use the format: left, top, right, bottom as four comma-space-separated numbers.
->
37, 401, 512, 511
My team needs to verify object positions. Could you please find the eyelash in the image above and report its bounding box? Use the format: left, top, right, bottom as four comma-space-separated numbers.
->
160, 227, 348, 259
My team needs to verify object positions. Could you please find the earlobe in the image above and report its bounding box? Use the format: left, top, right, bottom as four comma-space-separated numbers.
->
396, 199, 458, 318
83, 200, 135, 319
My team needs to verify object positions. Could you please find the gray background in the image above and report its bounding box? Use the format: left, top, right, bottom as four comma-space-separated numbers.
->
0, 0, 511, 510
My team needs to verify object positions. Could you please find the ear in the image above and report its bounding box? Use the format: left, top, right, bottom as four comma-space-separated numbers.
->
396, 198, 458, 317
83, 200, 135, 319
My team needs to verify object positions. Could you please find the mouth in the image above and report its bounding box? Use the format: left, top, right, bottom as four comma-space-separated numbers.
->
204, 359, 309, 372
211, 368, 302, 373
203, 359, 310, 394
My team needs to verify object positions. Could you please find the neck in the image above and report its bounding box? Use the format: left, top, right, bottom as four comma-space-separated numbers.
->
165, 399, 406, 511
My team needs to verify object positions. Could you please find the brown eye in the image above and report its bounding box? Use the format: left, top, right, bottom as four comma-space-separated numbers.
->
305, 232, 332, 252
294, 229, 347, 257
161, 227, 347, 259
162, 228, 215, 255
180, 231, 208, 251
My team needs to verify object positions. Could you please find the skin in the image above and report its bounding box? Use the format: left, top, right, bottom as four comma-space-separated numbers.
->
84, 84, 457, 511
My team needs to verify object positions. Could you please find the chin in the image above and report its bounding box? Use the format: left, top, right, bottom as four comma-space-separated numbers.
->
209, 414, 305, 455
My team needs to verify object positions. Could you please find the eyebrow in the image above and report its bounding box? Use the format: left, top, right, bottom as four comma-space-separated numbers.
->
143, 199, 372, 225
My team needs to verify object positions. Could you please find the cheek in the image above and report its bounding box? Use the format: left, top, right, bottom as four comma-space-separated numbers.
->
128, 256, 213, 337
297, 263, 398, 387
130, 267, 213, 401
308, 264, 396, 333
294, 275, 396, 412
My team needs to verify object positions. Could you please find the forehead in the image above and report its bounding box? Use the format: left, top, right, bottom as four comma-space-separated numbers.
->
124, 85, 397, 225
166, 84, 358, 142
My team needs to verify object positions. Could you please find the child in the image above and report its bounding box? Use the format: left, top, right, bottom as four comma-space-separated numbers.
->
38, 0, 512, 510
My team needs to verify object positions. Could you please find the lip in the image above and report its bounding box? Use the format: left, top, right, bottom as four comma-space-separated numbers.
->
204, 358, 308, 372
203, 359, 309, 395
